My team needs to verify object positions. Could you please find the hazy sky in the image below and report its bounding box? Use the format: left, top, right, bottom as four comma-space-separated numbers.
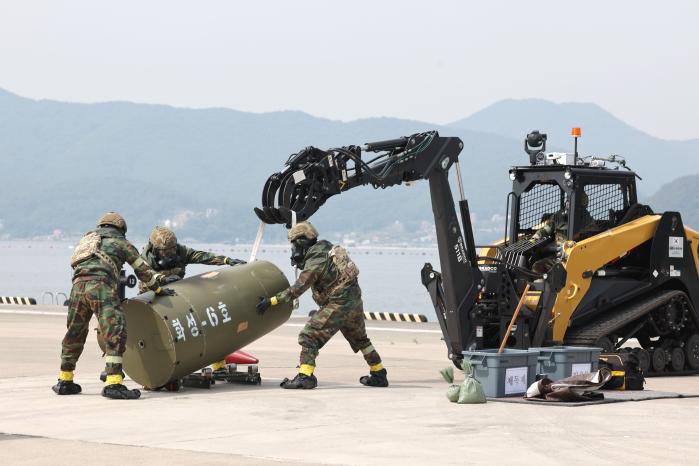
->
1, 1, 698, 140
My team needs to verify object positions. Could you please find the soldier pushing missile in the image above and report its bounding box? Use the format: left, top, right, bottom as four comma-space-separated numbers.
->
139, 226, 247, 376
256, 222, 388, 389
54, 212, 175, 399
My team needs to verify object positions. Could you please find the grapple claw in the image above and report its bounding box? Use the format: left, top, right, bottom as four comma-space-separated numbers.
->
253, 207, 275, 224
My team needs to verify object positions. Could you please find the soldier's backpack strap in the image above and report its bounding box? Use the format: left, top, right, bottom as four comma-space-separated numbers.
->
94, 249, 120, 280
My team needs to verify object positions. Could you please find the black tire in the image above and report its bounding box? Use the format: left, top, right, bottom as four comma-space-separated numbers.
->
633, 348, 651, 373
651, 348, 667, 372
594, 336, 615, 353
670, 347, 686, 371
685, 334, 699, 370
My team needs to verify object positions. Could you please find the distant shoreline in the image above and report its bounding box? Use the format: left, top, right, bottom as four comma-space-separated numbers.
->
0, 238, 439, 252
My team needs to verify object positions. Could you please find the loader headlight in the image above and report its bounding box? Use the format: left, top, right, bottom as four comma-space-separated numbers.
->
564, 169, 572, 180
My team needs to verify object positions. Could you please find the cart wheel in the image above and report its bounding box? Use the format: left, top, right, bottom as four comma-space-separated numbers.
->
165, 380, 181, 392
248, 365, 259, 375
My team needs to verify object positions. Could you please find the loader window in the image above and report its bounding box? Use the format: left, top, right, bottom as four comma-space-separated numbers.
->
582, 183, 627, 221
576, 183, 629, 237
518, 182, 565, 231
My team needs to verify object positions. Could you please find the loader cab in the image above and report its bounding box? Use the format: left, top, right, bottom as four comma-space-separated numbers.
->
507, 165, 638, 244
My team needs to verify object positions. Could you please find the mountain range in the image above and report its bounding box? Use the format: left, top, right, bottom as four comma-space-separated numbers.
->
1, 88, 697, 243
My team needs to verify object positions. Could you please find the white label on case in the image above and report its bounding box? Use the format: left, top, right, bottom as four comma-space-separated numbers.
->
571, 363, 592, 376
504, 366, 528, 395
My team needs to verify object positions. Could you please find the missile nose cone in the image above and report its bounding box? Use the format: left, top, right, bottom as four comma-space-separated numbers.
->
225, 350, 259, 365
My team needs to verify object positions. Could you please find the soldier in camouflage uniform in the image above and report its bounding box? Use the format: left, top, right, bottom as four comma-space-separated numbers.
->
140, 225, 246, 373
531, 192, 594, 274
54, 212, 174, 399
256, 222, 388, 389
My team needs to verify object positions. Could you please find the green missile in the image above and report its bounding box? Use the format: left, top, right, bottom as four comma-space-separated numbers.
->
100, 261, 292, 388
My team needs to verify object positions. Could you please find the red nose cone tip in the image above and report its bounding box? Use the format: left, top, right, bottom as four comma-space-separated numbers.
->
225, 350, 259, 365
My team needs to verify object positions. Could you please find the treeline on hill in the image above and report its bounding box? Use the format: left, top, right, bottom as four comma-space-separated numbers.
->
0, 89, 697, 242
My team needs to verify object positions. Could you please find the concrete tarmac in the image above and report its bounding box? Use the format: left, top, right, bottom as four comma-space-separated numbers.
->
1, 304, 698, 465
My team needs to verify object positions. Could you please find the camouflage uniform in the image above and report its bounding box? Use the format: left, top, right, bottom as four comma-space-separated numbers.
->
531, 206, 594, 274
274, 240, 382, 369
139, 226, 243, 373
138, 243, 230, 293
61, 226, 164, 377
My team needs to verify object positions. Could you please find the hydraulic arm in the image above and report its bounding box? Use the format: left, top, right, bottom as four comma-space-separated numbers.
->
255, 131, 482, 360
256, 129, 699, 375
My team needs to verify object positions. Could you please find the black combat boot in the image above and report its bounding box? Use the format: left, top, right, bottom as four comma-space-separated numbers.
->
52, 380, 82, 395
360, 368, 389, 387
102, 384, 141, 399
280, 373, 317, 389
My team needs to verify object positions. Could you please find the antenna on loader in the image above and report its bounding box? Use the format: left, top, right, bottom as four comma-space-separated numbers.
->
571, 127, 582, 164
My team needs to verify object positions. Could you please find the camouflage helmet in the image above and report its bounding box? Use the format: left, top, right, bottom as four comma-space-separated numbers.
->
149, 226, 177, 249
287, 222, 318, 242
97, 212, 127, 233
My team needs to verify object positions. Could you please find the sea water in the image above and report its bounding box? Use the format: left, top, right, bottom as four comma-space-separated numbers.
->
0, 241, 441, 320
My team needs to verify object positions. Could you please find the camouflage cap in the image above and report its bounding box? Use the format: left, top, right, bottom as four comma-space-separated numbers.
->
150, 226, 177, 249
287, 222, 318, 242
97, 212, 127, 233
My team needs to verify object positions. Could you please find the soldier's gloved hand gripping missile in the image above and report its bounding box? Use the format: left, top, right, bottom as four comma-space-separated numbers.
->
225, 257, 247, 266
155, 287, 176, 297
256, 296, 278, 314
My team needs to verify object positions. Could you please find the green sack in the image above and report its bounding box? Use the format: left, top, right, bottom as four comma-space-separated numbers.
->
440, 366, 454, 384
456, 361, 486, 404
446, 384, 461, 402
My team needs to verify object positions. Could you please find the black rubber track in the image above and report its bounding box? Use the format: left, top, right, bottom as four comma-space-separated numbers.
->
565, 289, 699, 377
565, 290, 683, 346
